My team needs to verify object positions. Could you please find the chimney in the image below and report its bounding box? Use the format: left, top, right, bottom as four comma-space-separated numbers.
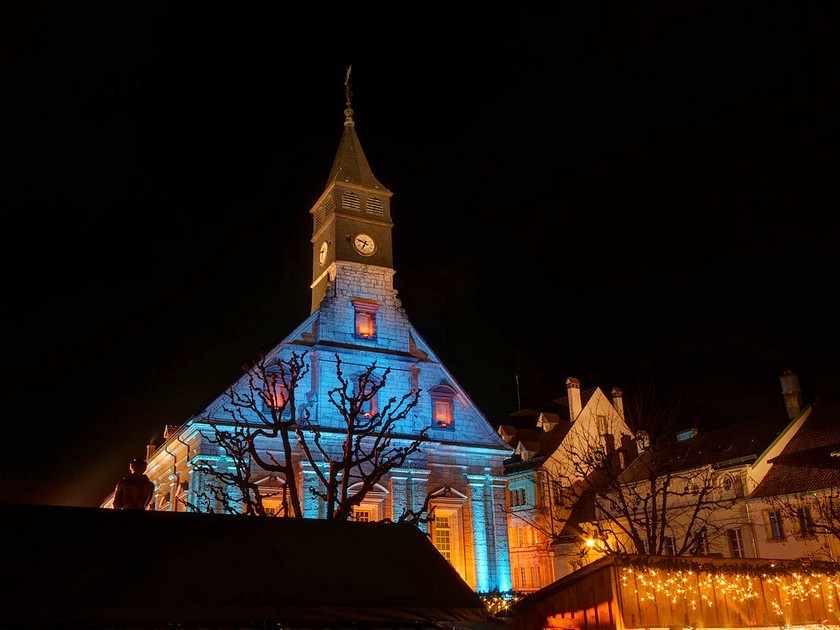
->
611, 386, 624, 416
146, 444, 156, 460
566, 377, 582, 422
780, 370, 802, 420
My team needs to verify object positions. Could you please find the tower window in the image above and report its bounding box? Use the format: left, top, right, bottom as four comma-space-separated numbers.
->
342, 191, 361, 211
366, 196, 384, 216
353, 300, 378, 339
429, 384, 456, 429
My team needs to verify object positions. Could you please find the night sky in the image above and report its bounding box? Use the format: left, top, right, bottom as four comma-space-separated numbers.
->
3, 3, 839, 507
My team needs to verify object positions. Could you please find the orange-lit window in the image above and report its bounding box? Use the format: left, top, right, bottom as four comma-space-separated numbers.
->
430, 384, 456, 429
353, 300, 378, 339
262, 377, 288, 411
358, 377, 378, 418
353, 507, 372, 522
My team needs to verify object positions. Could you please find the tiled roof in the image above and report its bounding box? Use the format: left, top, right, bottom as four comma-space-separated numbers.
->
751, 403, 840, 498
620, 416, 788, 482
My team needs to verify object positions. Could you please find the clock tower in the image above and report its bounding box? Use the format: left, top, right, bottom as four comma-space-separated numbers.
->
309, 98, 394, 313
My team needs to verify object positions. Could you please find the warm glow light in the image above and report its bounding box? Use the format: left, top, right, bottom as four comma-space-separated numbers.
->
586, 537, 596, 548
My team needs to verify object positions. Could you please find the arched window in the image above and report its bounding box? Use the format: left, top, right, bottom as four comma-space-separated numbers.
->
430, 384, 456, 429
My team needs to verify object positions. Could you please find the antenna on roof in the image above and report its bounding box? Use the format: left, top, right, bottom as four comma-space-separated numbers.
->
515, 374, 521, 411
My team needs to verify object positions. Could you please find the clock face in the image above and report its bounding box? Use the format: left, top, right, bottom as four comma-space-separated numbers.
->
353, 233, 376, 256
319, 241, 328, 265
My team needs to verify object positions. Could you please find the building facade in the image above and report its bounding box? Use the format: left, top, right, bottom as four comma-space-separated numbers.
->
500, 378, 634, 591
572, 372, 840, 574
103, 98, 513, 593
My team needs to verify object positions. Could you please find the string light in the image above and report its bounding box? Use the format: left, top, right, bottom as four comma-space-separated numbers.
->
479, 590, 523, 616
619, 558, 840, 623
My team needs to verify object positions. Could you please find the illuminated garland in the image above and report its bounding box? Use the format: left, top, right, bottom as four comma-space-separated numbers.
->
618, 557, 840, 618
478, 590, 523, 616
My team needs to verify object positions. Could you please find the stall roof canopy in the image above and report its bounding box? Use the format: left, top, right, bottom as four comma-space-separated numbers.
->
0, 502, 485, 629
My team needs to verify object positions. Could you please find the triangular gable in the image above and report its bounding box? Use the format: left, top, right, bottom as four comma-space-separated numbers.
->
409, 323, 511, 449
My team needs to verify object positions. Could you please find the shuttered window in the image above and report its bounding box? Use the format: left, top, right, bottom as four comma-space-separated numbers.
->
366, 196, 384, 216
342, 191, 361, 210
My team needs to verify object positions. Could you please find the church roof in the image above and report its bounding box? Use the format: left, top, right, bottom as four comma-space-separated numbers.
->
326, 110, 388, 191
1, 503, 485, 628
751, 403, 840, 498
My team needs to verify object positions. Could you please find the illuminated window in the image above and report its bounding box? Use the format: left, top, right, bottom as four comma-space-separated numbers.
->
766, 510, 786, 540
435, 515, 452, 562
727, 528, 745, 558
356, 377, 378, 418
353, 300, 378, 339
519, 567, 527, 587
342, 190, 361, 211
530, 566, 539, 588
353, 507, 372, 522
262, 377, 288, 411
430, 384, 456, 429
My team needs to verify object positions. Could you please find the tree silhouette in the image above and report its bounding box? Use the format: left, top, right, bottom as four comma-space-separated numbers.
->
187, 351, 427, 522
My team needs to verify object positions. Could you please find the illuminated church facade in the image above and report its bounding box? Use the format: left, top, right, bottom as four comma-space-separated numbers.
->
103, 96, 513, 593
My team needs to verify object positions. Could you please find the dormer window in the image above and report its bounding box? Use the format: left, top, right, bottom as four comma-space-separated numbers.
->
430, 384, 456, 429
353, 299, 378, 339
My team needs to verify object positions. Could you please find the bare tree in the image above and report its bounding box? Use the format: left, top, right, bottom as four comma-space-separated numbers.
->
766, 489, 840, 558
187, 351, 310, 516
297, 355, 426, 521
510, 382, 743, 562
187, 351, 427, 522
567, 385, 742, 557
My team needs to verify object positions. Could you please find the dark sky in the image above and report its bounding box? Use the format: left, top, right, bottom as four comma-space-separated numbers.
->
3, 2, 839, 507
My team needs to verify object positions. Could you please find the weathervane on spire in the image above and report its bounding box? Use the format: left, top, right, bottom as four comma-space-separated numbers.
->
343, 65, 355, 128
344, 65, 353, 107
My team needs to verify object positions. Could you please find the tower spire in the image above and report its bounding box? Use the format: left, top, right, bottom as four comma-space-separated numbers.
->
343, 65, 354, 128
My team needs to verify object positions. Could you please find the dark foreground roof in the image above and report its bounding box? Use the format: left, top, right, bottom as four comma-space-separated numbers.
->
0, 503, 485, 629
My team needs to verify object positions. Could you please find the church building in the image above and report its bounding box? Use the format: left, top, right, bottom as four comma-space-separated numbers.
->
103, 90, 514, 593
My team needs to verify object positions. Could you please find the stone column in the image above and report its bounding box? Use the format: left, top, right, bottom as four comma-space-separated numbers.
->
411, 469, 430, 533
466, 474, 490, 593
490, 477, 513, 592
390, 470, 410, 522
301, 461, 326, 519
